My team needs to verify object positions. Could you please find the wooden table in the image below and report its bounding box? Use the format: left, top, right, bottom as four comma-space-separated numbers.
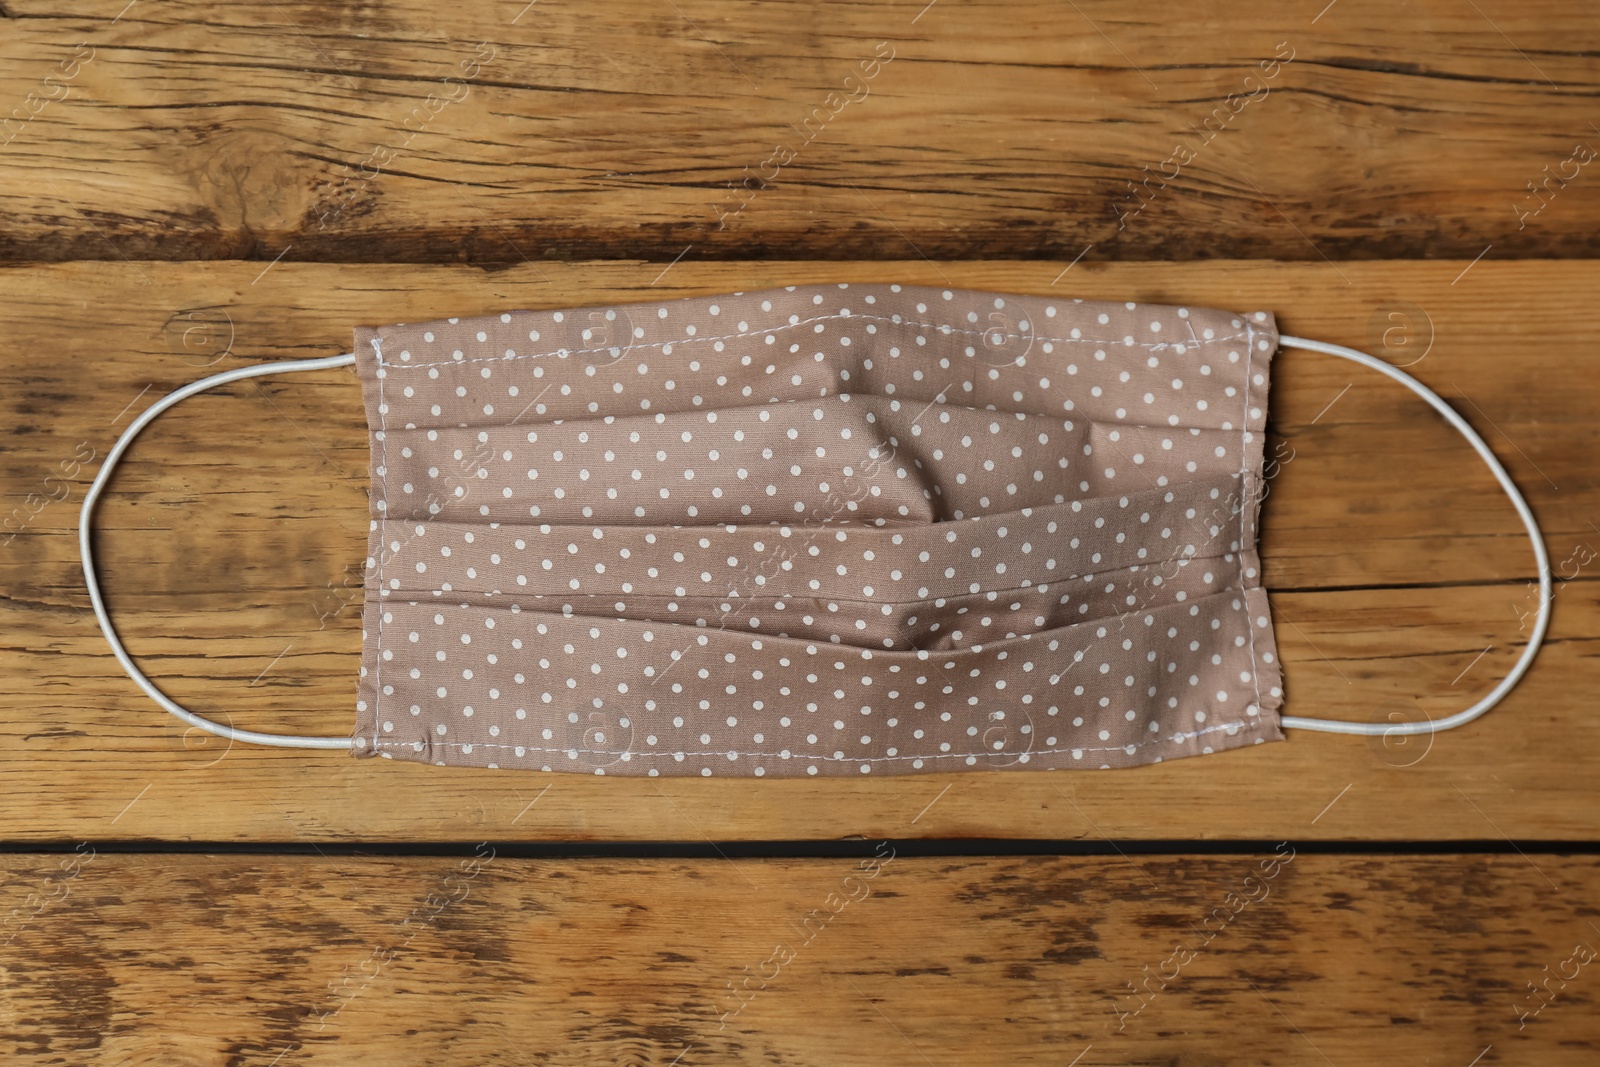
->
2, 1, 1597, 1062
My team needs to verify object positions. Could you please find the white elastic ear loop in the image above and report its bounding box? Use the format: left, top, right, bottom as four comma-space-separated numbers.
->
80, 353, 359, 749
1273, 335, 1553, 736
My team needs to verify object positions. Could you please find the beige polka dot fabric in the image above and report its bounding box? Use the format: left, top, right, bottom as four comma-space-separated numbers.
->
348, 283, 1285, 776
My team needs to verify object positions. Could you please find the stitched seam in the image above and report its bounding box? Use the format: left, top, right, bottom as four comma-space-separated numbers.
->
1240, 321, 1265, 714
371, 715, 1264, 760
371, 337, 391, 753
375, 310, 1250, 369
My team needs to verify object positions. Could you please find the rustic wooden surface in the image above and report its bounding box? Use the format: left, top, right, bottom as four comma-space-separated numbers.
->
3, 0, 1598, 1061
1, 258, 1596, 843
2, 851, 1597, 1064
0, 0, 1598, 264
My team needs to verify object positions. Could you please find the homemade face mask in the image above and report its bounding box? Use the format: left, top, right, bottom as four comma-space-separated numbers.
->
81, 283, 1552, 777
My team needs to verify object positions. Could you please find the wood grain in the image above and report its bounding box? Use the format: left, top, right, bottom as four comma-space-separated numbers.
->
1, 258, 1594, 843
1, 851, 1596, 1064
0, 1, 1597, 264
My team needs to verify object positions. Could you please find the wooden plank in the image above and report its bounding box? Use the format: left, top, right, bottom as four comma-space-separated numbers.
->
1, 259, 1596, 842
1, 851, 1596, 1063
1, 1, 1598, 263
